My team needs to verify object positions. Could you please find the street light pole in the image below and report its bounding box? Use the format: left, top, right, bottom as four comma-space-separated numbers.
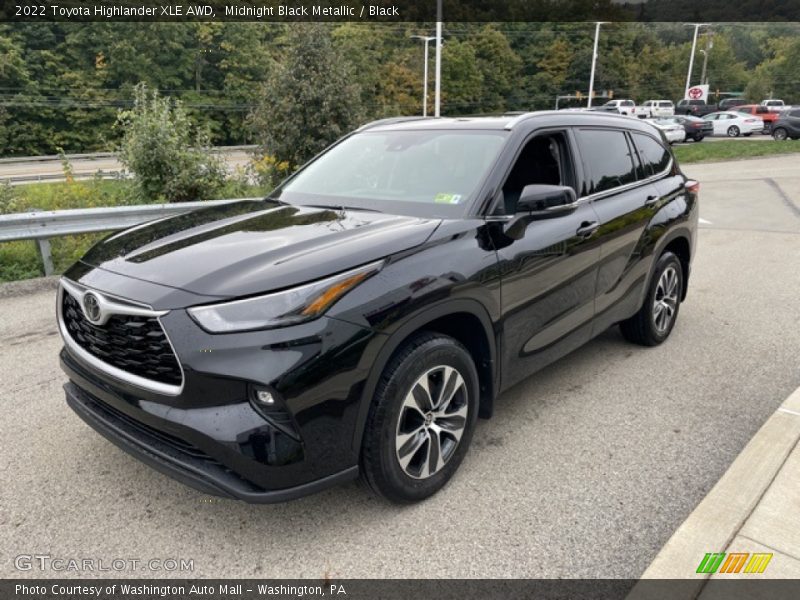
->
434, 0, 443, 117
685, 23, 707, 98
411, 35, 436, 117
587, 22, 607, 109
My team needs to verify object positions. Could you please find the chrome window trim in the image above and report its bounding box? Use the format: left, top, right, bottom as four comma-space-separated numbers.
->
57, 278, 184, 396
578, 163, 672, 204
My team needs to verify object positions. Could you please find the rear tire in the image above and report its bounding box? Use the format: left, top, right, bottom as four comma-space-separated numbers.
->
620, 252, 684, 347
360, 332, 479, 503
773, 127, 789, 141
727, 126, 740, 137
693, 135, 704, 142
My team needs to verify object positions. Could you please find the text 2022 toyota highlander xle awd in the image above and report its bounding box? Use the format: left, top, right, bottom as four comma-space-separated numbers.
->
58, 112, 698, 503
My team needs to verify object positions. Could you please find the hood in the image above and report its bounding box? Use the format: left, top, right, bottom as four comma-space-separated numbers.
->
81, 200, 440, 298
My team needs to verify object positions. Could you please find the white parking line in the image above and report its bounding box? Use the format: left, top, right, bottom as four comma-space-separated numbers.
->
699, 218, 713, 225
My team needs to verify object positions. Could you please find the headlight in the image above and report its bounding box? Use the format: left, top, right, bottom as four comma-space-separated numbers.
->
188, 261, 382, 333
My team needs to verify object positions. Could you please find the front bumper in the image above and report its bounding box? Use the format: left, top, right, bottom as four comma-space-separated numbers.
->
64, 380, 358, 502
57, 268, 380, 502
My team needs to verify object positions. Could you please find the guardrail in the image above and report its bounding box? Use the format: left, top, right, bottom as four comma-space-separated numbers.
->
1, 171, 124, 184
0, 197, 261, 276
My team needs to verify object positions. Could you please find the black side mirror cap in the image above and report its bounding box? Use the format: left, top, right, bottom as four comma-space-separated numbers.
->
517, 184, 578, 213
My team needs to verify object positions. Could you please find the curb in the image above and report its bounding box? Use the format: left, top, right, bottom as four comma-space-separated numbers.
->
635, 385, 800, 589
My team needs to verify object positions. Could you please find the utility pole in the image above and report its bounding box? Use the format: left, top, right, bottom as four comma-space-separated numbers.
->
685, 23, 707, 98
434, 0, 443, 117
587, 22, 607, 109
411, 35, 436, 117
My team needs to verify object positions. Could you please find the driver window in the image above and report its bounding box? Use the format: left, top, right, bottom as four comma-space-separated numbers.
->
496, 132, 571, 215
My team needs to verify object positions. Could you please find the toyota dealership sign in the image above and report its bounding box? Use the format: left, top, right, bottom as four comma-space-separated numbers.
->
685, 85, 710, 101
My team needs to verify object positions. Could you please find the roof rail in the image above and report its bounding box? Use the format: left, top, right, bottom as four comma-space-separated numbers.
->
503, 112, 541, 130
356, 116, 432, 131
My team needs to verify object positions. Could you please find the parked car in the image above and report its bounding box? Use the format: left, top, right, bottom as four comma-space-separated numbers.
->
718, 98, 748, 111
761, 99, 787, 112
650, 118, 687, 144
676, 99, 717, 117
670, 115, 715, 142
703, 111, 763, 137
735, 105, 780, 132
58, 112, 698, 504
771, 108, 800, 140
639, 100, 675, 118
594, 99, 639, 116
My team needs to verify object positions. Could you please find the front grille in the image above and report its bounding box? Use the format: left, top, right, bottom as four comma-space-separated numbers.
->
62, 292, 182, 386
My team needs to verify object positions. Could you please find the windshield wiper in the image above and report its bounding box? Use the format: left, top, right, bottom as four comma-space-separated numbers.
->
300, 203, 383, 213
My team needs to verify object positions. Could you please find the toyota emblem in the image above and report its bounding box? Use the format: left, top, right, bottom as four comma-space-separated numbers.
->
82, 292, 102, 323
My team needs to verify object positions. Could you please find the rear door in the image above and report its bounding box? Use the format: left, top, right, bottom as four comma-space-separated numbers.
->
572, 127, 662, 334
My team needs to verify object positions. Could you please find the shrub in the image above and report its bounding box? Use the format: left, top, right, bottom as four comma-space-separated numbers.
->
116, 83, 227, 202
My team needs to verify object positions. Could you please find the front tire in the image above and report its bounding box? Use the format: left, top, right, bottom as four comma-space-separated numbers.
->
727, 125, 740, 137
361, 332, 479, 503
620, 252, 684, 346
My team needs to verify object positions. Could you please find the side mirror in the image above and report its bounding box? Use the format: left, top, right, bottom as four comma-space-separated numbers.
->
517, 184, 577, 214
503, 185, 578, 241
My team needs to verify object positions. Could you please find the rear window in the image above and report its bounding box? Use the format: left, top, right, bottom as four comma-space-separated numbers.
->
576, 129, 637, 195
632, 133, 671, 178
658, 101, 674, 107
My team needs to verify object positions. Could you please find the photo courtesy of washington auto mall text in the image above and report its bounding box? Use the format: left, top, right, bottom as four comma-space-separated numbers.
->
2, 0, 800, 599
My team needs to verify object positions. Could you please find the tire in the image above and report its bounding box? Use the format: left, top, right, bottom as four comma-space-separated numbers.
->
360, 332, 479, 503
743, 132, 752, 137
773, 127, 789, 141
727, 125, 740, 137
693, 135, 704, 142
620, 252, 684, 347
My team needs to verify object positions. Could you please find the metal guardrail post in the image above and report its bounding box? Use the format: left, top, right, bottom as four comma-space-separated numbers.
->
35, 238, 54, 276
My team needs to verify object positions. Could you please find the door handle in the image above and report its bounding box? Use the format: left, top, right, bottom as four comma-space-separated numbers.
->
576, 221, 599, 238
645, 194, 659, 206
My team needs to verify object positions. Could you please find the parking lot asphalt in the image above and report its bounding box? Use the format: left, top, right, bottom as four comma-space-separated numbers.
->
1, 156, 799, 579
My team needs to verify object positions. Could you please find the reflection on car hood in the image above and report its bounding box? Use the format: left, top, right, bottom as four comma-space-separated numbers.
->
80, 200, 441, 298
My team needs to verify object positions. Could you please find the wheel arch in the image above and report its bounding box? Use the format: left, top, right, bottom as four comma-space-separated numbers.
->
351, 299, 498, 454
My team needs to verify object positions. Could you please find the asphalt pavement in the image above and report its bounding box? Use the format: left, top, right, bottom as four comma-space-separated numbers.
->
1, 156, 799, 579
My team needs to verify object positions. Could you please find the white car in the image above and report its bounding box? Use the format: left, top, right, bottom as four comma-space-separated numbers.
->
703, 111, 763, 137
639, 100, 675, 118
649, 118, 686, 144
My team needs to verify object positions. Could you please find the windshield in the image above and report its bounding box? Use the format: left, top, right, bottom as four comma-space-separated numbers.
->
275, 129, 507, 217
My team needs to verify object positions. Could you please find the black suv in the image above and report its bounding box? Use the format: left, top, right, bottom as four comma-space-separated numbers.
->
772, 108, 800, 140
58, 112, 698, 503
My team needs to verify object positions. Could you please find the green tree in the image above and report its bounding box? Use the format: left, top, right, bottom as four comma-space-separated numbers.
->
116, 83, 226, 202
249, 23, 363, 168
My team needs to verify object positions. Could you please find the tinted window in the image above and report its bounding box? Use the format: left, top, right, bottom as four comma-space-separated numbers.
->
790, 110, 800, 118
577, 129, 637, 195
632, 133, 671, 177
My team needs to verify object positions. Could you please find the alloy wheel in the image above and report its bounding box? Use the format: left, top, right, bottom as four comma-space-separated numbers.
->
727, 126, 740, 137
774, 128, 788, 141
395, 365, 469, 480
652, 266, 679, 334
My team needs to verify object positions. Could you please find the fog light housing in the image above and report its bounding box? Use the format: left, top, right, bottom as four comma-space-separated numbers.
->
249, 386, 299, 440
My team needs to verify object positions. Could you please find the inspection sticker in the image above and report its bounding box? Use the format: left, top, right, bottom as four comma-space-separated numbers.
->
434, 193, 462, 204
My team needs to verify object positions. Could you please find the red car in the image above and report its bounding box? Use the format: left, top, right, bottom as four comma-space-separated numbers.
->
735, 105, 779, 132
